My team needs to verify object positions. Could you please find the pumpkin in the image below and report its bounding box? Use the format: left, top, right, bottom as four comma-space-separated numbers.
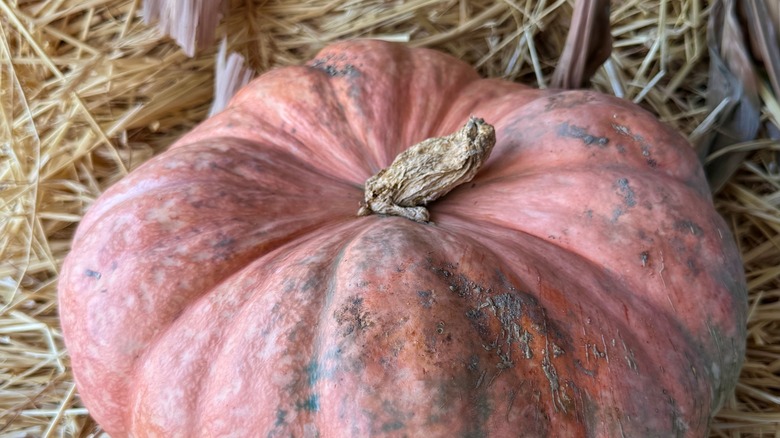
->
59, 40, 746, 437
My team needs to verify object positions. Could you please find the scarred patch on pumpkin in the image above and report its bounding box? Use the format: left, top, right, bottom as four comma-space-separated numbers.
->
557, 122, 609, 146
612, 123, 658, 168
425, 257, 577, 402
615, 178, 637, 208
334, 295, 373, 336
310, 55, 360, 77
417, 290, 434, 308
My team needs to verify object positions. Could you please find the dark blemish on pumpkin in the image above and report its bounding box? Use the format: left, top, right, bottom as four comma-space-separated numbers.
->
449, 275, 474, 298
215, 237, 235, 248
612, 208, 624, 222
301, 273, 321, 293
290, 127, 297, 135
430, 261, 472, 298
674, 219, 703, 236
110, 261, 118, 270
462, 392, 493, 438
467, 355, 480, 372
84, 269, 101, 279
305, 360, 321, 387
686, 258, 701, 276
612, 123, 658, 167
574, 359, 596, 377
612, 123, 629, 136
466, 308, 491, 340
541, 354, 565, 413
296, 394, 320, 412
286, 326, 301, 342
275, 409, 287, 426
616, 144, 626, 153
347, 83, 362, 102
557, 122, 609, 147
310, 57, 359, 77
517, 330, 533, 359
334, 296, 372, 336
646, 158, 658, 168
377, 400, 412, 434
640, 251, 650, 267
381, 421, 405, 432
615, 178, 637, 207
584, 209, 593, 219
491, 293, 524, 329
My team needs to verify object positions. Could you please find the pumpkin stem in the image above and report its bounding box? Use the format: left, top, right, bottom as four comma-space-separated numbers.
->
357, 116, 496, 223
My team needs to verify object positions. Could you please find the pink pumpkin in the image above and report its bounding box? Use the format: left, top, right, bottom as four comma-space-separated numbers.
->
59, 40, 746, 437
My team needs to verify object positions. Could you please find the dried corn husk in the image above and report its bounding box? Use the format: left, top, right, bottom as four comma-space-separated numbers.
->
143, 0, 225, 56
209, 39, 254, 116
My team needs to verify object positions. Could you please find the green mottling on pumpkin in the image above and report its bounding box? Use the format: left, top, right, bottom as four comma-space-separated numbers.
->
297, 394, 320, 412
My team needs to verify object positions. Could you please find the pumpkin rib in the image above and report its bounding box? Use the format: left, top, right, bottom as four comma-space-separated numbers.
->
204, 68, 380, 183
304, 40, 413, 170
74, 138, 363, 242
455, 90, 706, 190
399, 46, 484, 152
324, 218, 714, 435
303, 40, 489, 168
438, 208, 741, 415
300, 65, 390, 176
61, 138, 365, 434
435, 77, 544, 138
119, 220, 353, 433
436, 173, 745, 333
132, 221, 370, 435
436, 217, 722, 431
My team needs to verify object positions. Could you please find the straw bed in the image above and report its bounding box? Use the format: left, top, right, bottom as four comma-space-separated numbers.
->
1, 0, 778, 436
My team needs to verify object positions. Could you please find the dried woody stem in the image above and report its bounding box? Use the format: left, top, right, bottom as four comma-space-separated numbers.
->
358, 117, 496, 223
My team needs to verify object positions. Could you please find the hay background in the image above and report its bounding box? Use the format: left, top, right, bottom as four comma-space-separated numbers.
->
1, 0, 778, 436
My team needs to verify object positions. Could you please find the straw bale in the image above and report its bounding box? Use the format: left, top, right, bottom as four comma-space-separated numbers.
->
0, 0, 778, 436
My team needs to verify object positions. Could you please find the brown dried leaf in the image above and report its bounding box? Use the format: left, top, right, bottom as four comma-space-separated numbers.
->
739, 1, 780, 98
551, 0, 612, 89
744, 0, 780, 174
695, 0, 761, 192
142, 0, 226, 57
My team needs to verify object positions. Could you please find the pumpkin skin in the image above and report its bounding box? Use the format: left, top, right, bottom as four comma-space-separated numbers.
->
59, 40, 746, 437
